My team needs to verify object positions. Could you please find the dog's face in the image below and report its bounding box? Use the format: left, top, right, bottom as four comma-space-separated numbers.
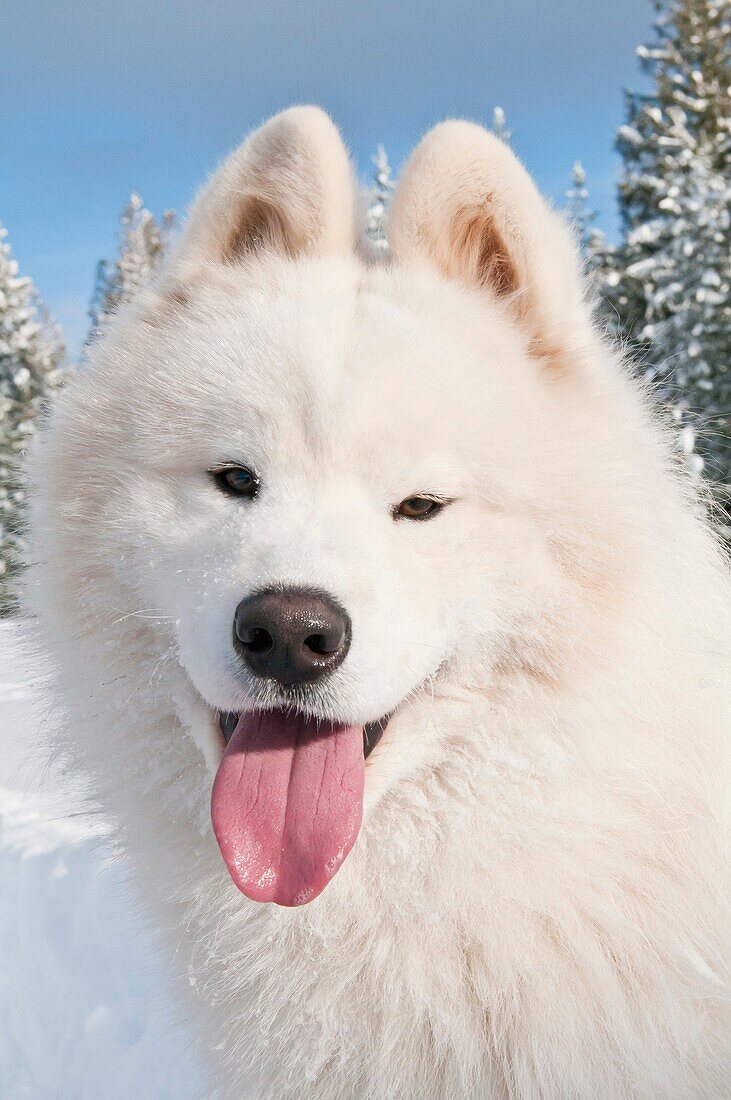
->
130, 262, 543, 733
152, 273, 473, 724
40, 108, 601, 905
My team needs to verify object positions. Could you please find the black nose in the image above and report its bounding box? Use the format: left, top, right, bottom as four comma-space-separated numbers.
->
233, 588, 352, 686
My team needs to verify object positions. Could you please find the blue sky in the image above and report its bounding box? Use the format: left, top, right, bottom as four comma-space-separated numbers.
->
1, 0, 654, 356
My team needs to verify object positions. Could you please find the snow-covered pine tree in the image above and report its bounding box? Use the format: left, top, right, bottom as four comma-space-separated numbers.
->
0, 223, 65, 610
364, 145, 395, 257
88, 194, 175, 342
611, 0, 730, 524
565, 161, 617, 317
491, 106, 513, 144
566, 161, 595, 246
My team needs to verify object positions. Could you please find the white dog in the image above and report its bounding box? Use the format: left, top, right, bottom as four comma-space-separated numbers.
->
26, 107, 730, 1098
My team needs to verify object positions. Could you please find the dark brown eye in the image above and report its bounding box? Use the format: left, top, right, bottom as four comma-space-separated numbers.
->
395, 495, 448, 521
210, 465, 259, 498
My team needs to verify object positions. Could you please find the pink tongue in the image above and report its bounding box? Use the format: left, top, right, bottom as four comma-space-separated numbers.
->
211, 710, 365, 906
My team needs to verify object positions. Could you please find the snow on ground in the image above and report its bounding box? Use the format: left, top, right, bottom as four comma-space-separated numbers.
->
0, 622, 207, 1099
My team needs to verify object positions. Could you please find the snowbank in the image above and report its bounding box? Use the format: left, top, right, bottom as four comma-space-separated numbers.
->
0, 622, 206, 1098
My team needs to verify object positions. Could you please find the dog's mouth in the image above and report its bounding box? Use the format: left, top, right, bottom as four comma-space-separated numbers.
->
211, 707, 392, 908
217, 710, 389, 758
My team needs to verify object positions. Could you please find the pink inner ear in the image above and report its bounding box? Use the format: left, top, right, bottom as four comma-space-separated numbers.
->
226, 198, 294, 263
451, 205, 521, 299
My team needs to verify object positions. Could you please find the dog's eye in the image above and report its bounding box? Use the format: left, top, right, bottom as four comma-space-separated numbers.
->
395, 495, 448, 521
210, 465, 260, 498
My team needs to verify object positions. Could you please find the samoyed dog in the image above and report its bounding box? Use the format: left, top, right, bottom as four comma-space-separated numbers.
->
26, 107, 729, 1098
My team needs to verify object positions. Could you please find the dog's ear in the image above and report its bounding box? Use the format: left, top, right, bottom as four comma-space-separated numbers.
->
388, 121, 588, 360
170, 106, 356, 277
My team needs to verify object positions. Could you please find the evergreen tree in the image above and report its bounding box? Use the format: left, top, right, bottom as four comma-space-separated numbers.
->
491, 106, 512, 144
611, 0, 730, 520
364, 145, 395, 257
0, 223, 65, 609
565, 161, 617, 311
88, 194, 175, 341
566, 161, 595, 246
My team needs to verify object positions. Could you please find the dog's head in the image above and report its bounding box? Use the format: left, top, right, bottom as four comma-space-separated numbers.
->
36, 108, 620, 906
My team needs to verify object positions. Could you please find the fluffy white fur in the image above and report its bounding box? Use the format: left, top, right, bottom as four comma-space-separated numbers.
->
25, 107, 730, 1098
